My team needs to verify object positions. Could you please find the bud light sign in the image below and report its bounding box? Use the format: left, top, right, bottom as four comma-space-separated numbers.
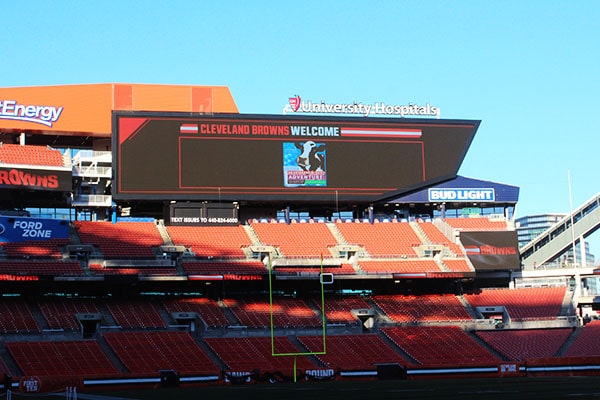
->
0, 216, 69, 242
428, 188, 495, 202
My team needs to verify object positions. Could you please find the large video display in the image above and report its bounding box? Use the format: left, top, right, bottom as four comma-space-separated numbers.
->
460, 231, 521, 271
113, 113, 479, 202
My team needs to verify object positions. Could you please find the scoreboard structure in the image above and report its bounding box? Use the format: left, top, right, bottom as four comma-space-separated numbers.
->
113, 112, 479, 204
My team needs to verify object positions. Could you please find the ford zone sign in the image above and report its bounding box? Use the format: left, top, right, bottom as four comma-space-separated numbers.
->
113, 113, 479, 203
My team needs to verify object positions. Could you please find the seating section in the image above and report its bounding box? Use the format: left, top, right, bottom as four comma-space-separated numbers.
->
0, 299, 40, 333
418, 222, 464, 254
444, 217, 508, 231
476, 328, 572, 361
0, 144, 64, 166
74, 221, 163, 258
251, 221, 337, 258
564, 320, 600, 357
38, 298, 100, 330
1, 239, 69, 259
89, 263, 177, 276
335, 221, 420, 256
165, 225, 252, 258
163, 297, 231, 328
0, 260, 82, 276
463, 287, 567, 320
104, 331, 219, 375
442, 258, 474, 272
374, 294, 472, 323
358, 259, 442, 274
182, 260, 267, 276
320, 296, 371, 325
223, 297, 322, 328
105, 300, 166, 329
382, 326, 499, 366
298, 334, 407, 370
205, 336, 317, 374
274, 263, 356, 275
7, 340, 118, 377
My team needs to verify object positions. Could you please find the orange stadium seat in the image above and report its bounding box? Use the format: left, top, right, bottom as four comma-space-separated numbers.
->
223, 297, 322, 328
374, 294, 473, 323
7, 340, 118, 377
476, 328, 572, 361
335, 220, 420, 257
0, 259, 83, 276
182, 260, 267, 276
463, 287, 567, 321
382, 326, 499, 366
274, 262, 356, 275
418, 221, 465, 254
104, 299, 166, 329
162, 297, 231, 328
251, 220, 338, 258
357, 259, 442, 274
89, 263, 177, 276
320, 296, 371, 325
1, 238, 69, 259
165, 225, 253, 258
74, 221, 163, 258
441, 258, 474, 273
104, 331, 219, 376
37, 298, 100, 330
298, 334, 408, 371
0, 298, 40, 333
0, 143, 64, 166
444, 217, 508, 231
563, 320, 600, 357
205, 336, 317, 375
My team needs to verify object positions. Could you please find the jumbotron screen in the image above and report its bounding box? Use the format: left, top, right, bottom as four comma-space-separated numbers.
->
112, 113, 479, 202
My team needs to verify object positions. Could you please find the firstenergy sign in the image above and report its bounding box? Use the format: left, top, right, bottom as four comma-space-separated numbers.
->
429, 188, 495, 202
0, 99, 63, 127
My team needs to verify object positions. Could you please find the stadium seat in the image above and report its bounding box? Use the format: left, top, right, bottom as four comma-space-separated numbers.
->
563, 320, 600, 357
205, 336, 317, 375
382, 326, 498, 366
463, 287, 567, 321
74, 221, 164, 259
374, 294, 473, 323
223, 297, 322, 328
165, 225, 253, 258
104, 331, 219, 376
476, 328, 572, 361
298, 334, 408, 371
7, 340, 118, 377
335, 221, 420, 257
251, 221, 338, 258
0, 144, 64, 167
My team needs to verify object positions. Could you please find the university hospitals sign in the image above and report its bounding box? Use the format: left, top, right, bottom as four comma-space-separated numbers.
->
284, 95, 441, 118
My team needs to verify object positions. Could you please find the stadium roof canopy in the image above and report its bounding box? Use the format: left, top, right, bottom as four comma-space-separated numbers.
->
386, 175, 519, 205
0, 83, 238, 146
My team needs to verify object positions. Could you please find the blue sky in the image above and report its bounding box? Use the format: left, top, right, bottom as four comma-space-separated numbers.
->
2, 1, 599, 257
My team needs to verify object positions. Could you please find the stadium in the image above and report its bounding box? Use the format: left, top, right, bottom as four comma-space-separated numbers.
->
0, 83, 599, 397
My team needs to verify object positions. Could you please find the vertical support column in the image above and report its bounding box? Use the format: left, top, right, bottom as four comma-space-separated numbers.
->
579, 236, 587, 267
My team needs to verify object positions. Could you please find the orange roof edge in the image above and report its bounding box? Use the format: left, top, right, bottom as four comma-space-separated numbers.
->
0, 83, 239, 136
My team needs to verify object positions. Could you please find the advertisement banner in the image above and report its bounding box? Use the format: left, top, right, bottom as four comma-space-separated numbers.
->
0, 216, 69, 242
0, 166, 71, 191
460, 231, 520, 271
